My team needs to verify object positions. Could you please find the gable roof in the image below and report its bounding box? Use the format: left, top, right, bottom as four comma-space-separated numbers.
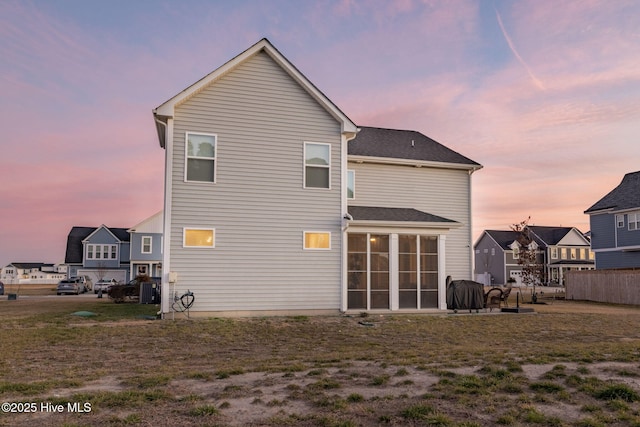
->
482, 226, 588, 251
65, 226, 130, 264
128, 211, 163, 234
153, 38, 357, 148
585, 171, 640, 214
348, 127, 481, 170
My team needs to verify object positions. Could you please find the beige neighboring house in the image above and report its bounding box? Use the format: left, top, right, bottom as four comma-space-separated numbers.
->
152, 38, 481, 317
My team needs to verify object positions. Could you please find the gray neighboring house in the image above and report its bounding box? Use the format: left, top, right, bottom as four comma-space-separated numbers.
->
128, 211, 163, 278
65, 225, 131, 283
474, 226, 594, 286
152, 38, 481, 316
585, 171, 640, 269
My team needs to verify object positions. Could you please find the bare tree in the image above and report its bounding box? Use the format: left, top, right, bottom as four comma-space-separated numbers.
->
510, 217, 544, 302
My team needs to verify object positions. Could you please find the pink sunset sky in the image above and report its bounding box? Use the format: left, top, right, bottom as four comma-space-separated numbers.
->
1, 0, 639, 268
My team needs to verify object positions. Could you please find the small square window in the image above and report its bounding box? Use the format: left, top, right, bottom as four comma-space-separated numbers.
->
304, 232, 331, 250
184, 228, 215, 248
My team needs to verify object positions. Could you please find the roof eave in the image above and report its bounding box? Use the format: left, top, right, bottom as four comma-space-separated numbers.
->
348, 155, 482, 171
348, 220, 461, 229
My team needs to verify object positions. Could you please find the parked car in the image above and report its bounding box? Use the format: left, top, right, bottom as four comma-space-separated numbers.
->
94, 278, 118, 294
70, 276, 93, 293
0, 281, 4, 295
57, 278, 81, 295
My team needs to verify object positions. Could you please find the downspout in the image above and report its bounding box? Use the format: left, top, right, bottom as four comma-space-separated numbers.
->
341, 129, 359, 313
154, 116, 173, 318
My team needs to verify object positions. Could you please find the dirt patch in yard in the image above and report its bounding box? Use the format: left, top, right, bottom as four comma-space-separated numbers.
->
2, 298, 640, 426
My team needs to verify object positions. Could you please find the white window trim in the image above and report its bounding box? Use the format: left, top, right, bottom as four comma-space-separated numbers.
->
628, 212, 640, 231
303, 142, 331, 189
347, 169, 355, 200
303, 231, 332, 250
183, 228, 216, 248
86, 244, 118, 260
617, 214, 625, 228
185, 131, 217, 184
141, 236, 152, 254
551, 247, 558, 259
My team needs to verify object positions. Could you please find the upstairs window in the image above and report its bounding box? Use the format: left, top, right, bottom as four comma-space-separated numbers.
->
347, 170, 355, 199
617, 214, 625, 228
142, 236, 152, 254
551, 248, 558, 259
629, 213, 640, 231
304, 142, 330, 189
186, 132, 216, 183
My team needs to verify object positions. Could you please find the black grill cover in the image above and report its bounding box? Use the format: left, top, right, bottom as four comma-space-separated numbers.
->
446, 280, 485, 311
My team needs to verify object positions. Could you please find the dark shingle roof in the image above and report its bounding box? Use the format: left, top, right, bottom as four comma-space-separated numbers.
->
64, 226, 130, 264
348, 127, 481, 167
585, 171, 640, 213
8, 263, 46, 270
348, 206, 456, 223
484, 230, 520, 250
528, 226, 573, 246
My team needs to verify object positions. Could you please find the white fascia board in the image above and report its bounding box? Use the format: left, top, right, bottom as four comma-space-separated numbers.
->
593, 245, 640, 253
348, 155, 482, 172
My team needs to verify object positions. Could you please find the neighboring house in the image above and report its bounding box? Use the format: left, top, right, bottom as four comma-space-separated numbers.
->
152, 38, 482, 316
65, 225, 131, 283
474, 226, 594, 286
1, 263, 67, 283
585, 171, 640, 269
128, 211, 163, 278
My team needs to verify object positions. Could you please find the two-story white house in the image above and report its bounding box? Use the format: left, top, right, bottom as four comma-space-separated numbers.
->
152, 38, 481, 316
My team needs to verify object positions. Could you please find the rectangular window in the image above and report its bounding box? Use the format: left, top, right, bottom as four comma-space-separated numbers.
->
347, 170, 355, 199
561, 248, 567, 260
304, 142, 330, 188
551, 248, 558, 259
86, 244, 117, 260
184, 228, 215, 248
589, 250, 595, 260
617, 214, 625, 228
570, 248, 576, 260
186, 132, 216, 183
142, 236, 152, 254
303, 232, 331, 250
629, 213, 640, 231
580, 248, 586, 259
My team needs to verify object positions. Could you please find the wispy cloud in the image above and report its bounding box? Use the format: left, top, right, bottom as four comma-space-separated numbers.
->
495, 8, 545, 91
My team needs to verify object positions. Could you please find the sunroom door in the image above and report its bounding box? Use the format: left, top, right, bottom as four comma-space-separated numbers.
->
347, 233, 389, 310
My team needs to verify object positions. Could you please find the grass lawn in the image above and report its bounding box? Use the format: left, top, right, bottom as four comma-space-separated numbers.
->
1, 297, 640, 426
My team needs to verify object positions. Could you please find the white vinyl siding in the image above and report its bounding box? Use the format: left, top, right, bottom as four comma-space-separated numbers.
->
168, 51, 343, 311
348, 161, 473, 280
